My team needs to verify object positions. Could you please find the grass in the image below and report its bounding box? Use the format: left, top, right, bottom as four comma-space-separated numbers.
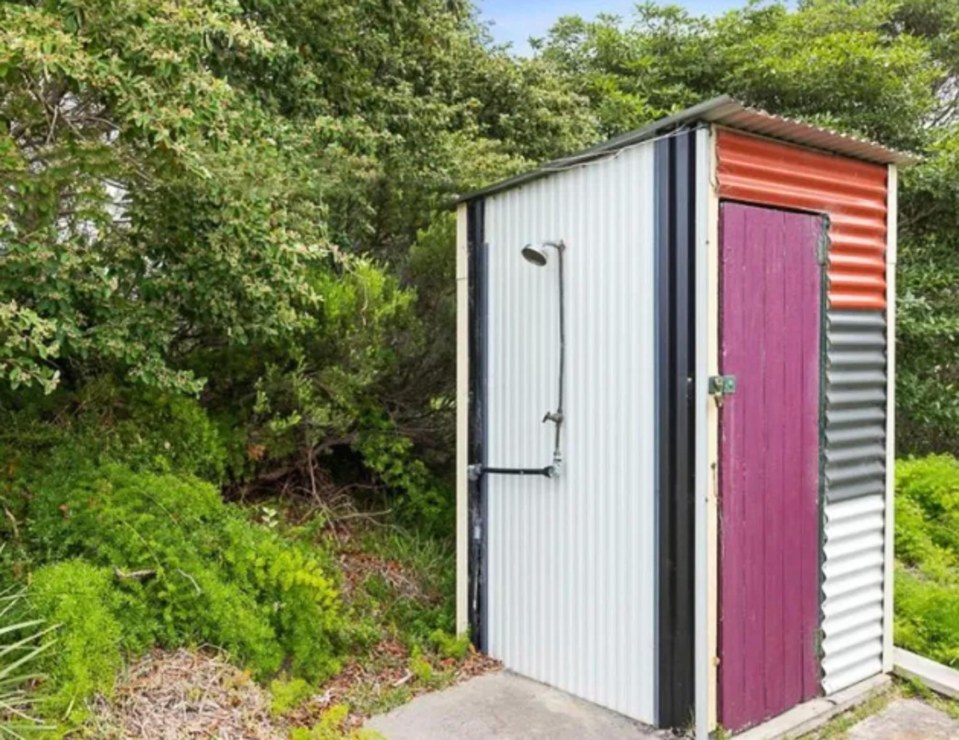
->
800, 687, 897, 739
899, 675, 959, 721
799, 675, 959, 739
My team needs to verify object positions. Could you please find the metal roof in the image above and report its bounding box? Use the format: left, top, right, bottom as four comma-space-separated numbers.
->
455, 95, 918, 203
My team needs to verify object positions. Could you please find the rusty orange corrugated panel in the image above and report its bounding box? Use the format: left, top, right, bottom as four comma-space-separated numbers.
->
716, 128, 888, 311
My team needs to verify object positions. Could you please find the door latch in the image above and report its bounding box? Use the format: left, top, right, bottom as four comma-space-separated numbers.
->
709, 375, 737, 407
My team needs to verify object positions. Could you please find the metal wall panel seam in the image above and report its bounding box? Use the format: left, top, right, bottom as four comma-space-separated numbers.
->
883, 165, 897, 672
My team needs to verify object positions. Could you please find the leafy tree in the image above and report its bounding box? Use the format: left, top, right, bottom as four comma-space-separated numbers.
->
536, 0, 959, 456
0, 0, 599, 522
0, 0, 331, 392
536, 1, 938, 146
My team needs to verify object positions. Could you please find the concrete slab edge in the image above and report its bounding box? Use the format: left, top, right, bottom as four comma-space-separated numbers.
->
894, 647, 959, 701
733, 674, 893, 740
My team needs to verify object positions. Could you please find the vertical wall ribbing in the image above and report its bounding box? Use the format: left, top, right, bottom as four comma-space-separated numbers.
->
481, 142, 658, 724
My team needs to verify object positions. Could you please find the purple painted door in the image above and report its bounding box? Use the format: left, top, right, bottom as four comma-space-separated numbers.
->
719, 203, 822, 732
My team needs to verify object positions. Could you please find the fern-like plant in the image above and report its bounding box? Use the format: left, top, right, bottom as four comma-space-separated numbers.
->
0, 585, 56, 738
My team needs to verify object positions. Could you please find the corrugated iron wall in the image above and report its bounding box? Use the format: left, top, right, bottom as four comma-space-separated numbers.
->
482, 141, 658, 724
821, 310, 887, 693
716, 129, 888, 311
716, 129, 890, 697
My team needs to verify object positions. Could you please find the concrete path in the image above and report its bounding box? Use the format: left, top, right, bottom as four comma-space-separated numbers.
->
366, 672, 959, 740
364, 671, 665, 739
847, 698, 959, 740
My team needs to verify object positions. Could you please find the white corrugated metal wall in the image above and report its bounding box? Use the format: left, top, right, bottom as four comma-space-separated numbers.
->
821, 309, 888, 694
483, 142, 658, 723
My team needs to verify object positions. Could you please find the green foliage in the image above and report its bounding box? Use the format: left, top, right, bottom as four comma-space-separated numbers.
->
89, 390, 235, 484
19, 456, 345, 688
0, 303, 60, 395
289, 704, 382, 740
26, 561, 124, 725
0, 383, 238, 486
269, 677, 313, 718
429, 629, 471, 661
897, 130, 959, 454
0, 0, 322, 394
0, 585, 55, 738
0, 0, 599, 512
356, 417, 453, 536
408, 651, 435, 686
895, 455, 959, 665
354, 529, 456, 648
896, 568, 959, 666
536, 1, 938, 146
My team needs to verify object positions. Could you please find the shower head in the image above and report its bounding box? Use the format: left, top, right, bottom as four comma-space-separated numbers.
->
521, 240, 564, 267
521, 244, 550, 266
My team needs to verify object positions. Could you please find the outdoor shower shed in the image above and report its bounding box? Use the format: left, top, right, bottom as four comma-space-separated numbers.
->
454, 96, 912, 737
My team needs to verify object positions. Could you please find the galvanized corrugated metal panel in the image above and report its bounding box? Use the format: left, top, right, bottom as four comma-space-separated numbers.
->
457, 96, 914, 204
702, 105, 916, 167
716, 129, 889, 311
821, 309, 887, 695
483, 142, 657, 724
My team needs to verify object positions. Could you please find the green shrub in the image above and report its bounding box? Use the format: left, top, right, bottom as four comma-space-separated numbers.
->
270, 676, 313, 717
87, 390, 235, 484
27, 561, 125, 724
895, 455, 959, 666
428, 629, 470, 661
23, 461, 344, 683
356, 418, 453, 538
221, 518, 342, 680
895, 566, 959, 667
408, 652, 433, 684
897, 455, 959, 559
0, 383, 238, 485
289, 704, 382, 740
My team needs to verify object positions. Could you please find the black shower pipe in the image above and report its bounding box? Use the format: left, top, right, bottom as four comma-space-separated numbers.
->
469, 239, 566, 481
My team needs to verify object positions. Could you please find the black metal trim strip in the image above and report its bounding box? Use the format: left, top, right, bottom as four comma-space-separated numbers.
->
655, 130, 697, 728
466, 199, 489, 652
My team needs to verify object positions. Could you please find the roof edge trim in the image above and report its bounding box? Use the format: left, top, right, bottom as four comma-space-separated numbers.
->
454, 96, 918, 204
